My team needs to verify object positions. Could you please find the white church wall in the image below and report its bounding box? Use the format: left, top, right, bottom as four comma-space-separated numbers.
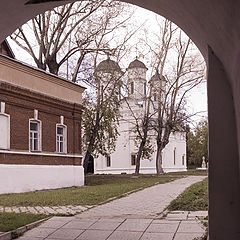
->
0, 164, 84, 194
94, 129, 187, 174
161, 132, 187, 173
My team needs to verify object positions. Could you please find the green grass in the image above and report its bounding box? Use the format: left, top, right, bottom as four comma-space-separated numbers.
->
168, 178, 208, 211
0, 212, 47, 232
0, 175, 177, 207
166, 169, 208, 176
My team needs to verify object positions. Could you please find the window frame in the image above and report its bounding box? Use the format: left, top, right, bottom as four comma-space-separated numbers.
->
56, 123, 67, 154
29, 119, 42, 152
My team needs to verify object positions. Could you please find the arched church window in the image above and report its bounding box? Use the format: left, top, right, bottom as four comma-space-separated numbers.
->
173, 147, 176, 165
130, 82, 134, 94
106, 155, 111, 167
131, 154, 136, 165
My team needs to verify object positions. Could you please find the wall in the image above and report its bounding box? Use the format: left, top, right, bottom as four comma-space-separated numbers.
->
0, 164, 84, 194
0, 55, 84, 104
0, 80, 83, 155
95, 109, 187, 174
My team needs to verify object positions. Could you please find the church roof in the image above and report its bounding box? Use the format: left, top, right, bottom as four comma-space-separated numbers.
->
128, 59, 148, 70
96, 58, 122, 73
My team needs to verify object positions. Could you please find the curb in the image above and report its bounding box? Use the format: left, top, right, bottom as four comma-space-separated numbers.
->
0, 217, 50, 240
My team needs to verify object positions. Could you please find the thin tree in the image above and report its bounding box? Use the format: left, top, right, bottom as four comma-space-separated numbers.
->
149, 25, 205, 175
10, 0, 134, 82
123, 80, 155, 175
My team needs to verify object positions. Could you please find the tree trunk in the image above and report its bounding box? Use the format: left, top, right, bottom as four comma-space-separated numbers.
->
83, 148, 92, 174
83, 133, 96, 174
135, 140, 145, 175
156, 145, 164, 175
46, 54, 59, 75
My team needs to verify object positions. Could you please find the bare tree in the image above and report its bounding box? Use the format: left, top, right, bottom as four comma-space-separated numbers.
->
10, 0, 135, 82
122, 81, 155, 175
147, 21, 205, 175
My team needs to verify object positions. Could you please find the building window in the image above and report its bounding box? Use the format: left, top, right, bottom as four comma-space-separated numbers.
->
173, 148, 176, 165
182, 155, 185, 165
131, 154, 136, 165
144, 82, 146, 95
0, 102, 10, 150
106, 155, 111, 167
130, 82, 134, 94
56, 124, 67, 153
29, 120, 41, 151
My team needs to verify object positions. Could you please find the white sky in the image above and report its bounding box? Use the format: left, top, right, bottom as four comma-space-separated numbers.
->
7, 2, 208, 126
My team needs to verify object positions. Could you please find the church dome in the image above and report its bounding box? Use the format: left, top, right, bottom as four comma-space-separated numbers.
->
128, 59, 148, 70
150, 73, 166, 83
96, 58, 122, 73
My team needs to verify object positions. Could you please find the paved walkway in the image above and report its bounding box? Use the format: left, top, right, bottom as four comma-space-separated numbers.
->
16, 176, 207, 240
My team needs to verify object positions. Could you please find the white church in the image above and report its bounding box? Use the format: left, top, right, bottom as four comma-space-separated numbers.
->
93, 58, 187, 174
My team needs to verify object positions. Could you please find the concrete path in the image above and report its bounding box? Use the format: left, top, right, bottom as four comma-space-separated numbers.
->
17, 176, 207, 240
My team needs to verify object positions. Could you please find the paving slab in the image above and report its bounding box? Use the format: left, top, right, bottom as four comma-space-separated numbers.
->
146, 222, 179, 233
46, 228, 84, 239
165, 211, 189, 220
140, 232, 174, 240
116, 219, 152, 232
188, 211, 208, 219
62, 219, 97, 229
174, 232, 204, 240
76, 230, 112, 240
177, 221, 205, 233
22, 227, 56, 238
38, 220, 68, 229
88, 220, 121, 230
108, 230, 143, 240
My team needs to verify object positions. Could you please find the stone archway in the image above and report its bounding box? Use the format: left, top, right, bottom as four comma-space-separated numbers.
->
0, 1, 240, 239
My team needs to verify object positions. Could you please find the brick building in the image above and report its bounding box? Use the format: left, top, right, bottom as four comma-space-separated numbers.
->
0, 41, 85, 193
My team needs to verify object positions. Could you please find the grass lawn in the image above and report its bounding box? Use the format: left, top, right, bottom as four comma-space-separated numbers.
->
166, 169, 208, 176
0, 174, 177, 207
167, 177, 208, 211
0, 212, 47, 232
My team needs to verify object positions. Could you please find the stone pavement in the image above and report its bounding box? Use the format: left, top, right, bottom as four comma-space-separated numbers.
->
17, 211, 207, 240
16, 176, 207, 239
0, 205, 92, 215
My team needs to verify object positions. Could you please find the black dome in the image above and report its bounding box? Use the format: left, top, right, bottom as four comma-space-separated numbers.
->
128, 59, 148, 70
96, 58, 122, 72
150, 73, 166, 82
